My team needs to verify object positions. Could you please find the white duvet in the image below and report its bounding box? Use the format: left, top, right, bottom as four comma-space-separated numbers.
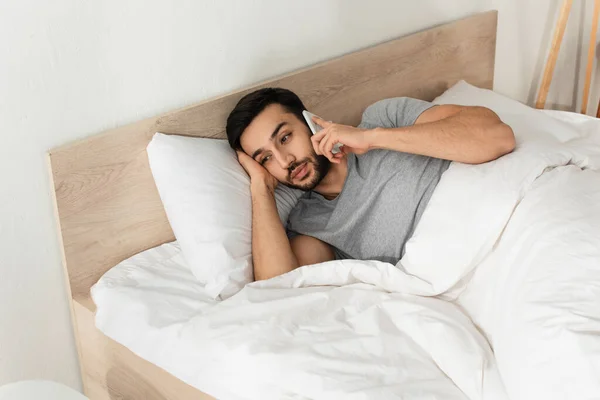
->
94, 247, 507, 400
93, 108, 600, 399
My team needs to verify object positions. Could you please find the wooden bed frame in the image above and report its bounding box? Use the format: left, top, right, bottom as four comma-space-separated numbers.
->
48, 11, 497, 399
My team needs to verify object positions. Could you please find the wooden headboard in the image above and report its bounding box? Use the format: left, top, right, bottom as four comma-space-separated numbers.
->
49, 11, 497, 311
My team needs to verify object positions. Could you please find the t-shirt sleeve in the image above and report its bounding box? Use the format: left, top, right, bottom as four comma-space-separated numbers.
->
333, 246, 353, 260
286, 227, 299, 240
357, 97, 434, 129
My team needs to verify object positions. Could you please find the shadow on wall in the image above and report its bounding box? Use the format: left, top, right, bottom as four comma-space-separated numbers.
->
235, 1, 452, 98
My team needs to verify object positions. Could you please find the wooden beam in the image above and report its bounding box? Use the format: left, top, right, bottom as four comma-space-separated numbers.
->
582, 0, 600, 114
536, 0, 573, 109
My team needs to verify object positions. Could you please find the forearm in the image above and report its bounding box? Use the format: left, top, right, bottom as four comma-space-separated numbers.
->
368, 107, 515, 164
250, 182, 299, 281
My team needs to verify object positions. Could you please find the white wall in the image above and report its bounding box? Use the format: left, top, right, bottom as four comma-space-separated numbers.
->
1, 0, 596, 391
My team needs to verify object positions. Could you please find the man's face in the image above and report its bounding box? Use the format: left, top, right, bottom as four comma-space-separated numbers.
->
239, 103, 330, 191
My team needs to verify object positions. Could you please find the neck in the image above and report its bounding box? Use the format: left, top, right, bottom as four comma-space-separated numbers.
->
313, 156, 348, 200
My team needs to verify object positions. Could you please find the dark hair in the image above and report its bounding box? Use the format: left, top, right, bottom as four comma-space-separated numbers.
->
226, 87, 307, 150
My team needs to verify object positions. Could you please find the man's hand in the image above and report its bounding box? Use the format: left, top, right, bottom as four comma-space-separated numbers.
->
310, 116, 372, 163
237, 150, 278, 193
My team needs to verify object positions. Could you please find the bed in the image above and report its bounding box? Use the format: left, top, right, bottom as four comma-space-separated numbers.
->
48, 10, 600, 399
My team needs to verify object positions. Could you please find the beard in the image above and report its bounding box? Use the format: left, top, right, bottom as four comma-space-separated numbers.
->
283, 151, 330, 191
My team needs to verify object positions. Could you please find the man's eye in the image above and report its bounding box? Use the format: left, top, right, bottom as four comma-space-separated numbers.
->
260, 155, 271, 165
281, 133, 291, 144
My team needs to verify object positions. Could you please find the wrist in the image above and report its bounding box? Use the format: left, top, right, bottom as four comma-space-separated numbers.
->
367, 127, 386, 150
251, 180, 276, 196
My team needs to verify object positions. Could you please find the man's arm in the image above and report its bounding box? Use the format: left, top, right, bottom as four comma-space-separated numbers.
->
249, 180, 300, 281
237, 151, 334, 281
311, 104, 516, 165
369, 104, 516, 164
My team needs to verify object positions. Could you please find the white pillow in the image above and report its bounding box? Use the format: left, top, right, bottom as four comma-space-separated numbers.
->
432, 80, 581, 143
146, 133, 303, 299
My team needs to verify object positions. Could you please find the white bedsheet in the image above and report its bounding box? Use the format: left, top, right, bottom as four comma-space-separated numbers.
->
92, 110, 600, 400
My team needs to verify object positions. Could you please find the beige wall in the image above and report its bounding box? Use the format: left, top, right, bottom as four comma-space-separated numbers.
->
0, 0, 596, 391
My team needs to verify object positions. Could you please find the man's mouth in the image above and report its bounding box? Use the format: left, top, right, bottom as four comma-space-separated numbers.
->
291, 162, 309, 180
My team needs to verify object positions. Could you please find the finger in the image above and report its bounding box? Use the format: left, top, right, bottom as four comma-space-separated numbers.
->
312, 115, 333, 129
311, 132, 325, 155
317, 132, 330, 159
324, 136, 336, 160
328, 139, 342, 164
235, 150, 244, 163
317, 129, 331, 153
311, 125, 329, 142
236, 150, 250, 163
311, 135, 319, 155
236, 150, 259, 172
319, 134, 336, 163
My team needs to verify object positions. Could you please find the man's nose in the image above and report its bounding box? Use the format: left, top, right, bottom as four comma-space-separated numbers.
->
274, 150, 294, 169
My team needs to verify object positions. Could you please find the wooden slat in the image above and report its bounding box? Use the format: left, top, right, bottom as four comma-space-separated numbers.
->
582, 0, 600, 114
536, 0, 573, 109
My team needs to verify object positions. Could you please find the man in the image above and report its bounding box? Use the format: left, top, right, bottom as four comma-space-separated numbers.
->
226, 88, 515, 281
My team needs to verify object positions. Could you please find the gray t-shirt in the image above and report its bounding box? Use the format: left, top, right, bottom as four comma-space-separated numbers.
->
287, 97, 450, 264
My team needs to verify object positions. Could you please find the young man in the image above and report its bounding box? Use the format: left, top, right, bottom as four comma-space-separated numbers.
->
226, 88, 515, 281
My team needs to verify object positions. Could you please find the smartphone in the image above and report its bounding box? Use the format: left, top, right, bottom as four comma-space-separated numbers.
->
302, 110, 341, 154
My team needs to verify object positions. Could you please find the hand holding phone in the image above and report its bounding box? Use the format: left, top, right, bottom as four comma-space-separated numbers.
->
302, 110, 342, 155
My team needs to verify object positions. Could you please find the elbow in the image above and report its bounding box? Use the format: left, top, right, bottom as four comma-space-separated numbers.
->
484, 122, 515, 163
480, 107, 516, 157
469, 108, 516, 163
469, 123, 515, 165
494, 123, 516, 157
